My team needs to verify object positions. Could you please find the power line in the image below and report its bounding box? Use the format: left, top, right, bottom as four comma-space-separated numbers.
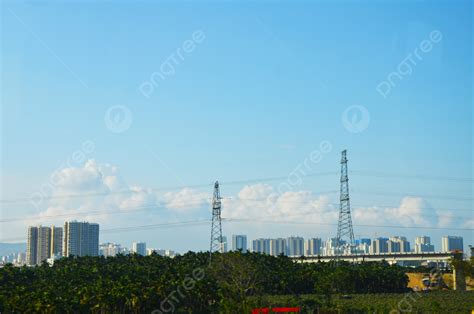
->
0, 172, 338, 204
1, 176, 322, 204
102, 220, 210, 233
0, 195, 215, 223
224, 218, 474, 231
0, 219, 211, 242
351, 189, 473, 202
221, 171, 340, 186
233, 197, 473, 212
1, 195, 472, 224
2, 217, 471, 243
222, 204, 471, 222
0, 183, 214, 204
350, 170, 473, 183
0, 195, 217, 223
0, 205, 169, 223
1, 170, 471, 204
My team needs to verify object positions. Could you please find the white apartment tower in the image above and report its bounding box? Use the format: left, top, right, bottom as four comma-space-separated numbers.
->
132, 242, 147, 256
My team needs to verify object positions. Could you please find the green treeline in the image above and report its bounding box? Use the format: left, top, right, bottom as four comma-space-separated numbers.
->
0, 251, 409, 313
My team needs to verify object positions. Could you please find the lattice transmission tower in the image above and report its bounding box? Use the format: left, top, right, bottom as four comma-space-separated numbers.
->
209, 181, 223, 259
336, 150, 355, 255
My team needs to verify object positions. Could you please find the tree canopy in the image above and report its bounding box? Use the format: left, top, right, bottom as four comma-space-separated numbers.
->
0, 251, 409, 313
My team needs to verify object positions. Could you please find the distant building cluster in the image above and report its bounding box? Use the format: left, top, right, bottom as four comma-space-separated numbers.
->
0, 227, 466, 267
99, 242, 176, 258
146, 248, 176, 258
226, 234, 464, 257
250, 236, 309, 256
5, 221, 179, 266
26, 221, 99, 266
99, 242, 128, 257
1, 252, 26, 265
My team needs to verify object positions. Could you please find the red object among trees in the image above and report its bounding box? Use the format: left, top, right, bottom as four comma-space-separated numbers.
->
252, 307, 301, 313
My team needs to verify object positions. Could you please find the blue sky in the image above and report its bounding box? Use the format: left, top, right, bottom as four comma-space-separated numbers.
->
1, 1, 472, 253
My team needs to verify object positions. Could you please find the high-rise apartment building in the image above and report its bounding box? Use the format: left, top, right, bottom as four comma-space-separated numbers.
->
50, 226, 63, 257
287, 236, 304, 256
441, 236, 463, 252
388, 240, 400, 253
132, 242, 146, 256
252, 238, 270, 254
26, 225, 64, 265
63, 221, 99, 257
270, 238, 286, 256
371, 238, 389, 254
305, 238, 322, 256
27, 226, 38, 265
37, 226, 52, 263
360, 238, 371, 246
232, 235, 247, 252
356, 242, 371, 254
414, 236, 434, 253
388, 236, 410, 253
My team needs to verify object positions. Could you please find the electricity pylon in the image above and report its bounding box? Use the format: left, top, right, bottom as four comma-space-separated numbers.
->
209, 181, 223, 259
336, 150, 355, 256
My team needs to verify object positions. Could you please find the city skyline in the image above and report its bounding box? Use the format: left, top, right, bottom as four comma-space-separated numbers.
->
18, 219, 469, 260
2, 215, 469, 266
1, 1, 472, 312
1, 150, 470, 251
1, 1, 472, 253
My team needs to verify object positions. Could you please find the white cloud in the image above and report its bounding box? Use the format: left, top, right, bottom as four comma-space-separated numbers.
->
34, 160, 211, 226
23, 162, 466, 242
436, 210, 454, 228
386, 197, 434, 226
162, 188, 209, 211
353, 197, 436, 228
461, 218, 474, 229
50, 159, 111, 193
225, 188, 443, 231
223, 184, 337, 223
